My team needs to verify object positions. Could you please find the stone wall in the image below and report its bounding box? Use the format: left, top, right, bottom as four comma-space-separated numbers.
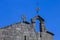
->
0, 22, 38, 40
0, 22, 54, 40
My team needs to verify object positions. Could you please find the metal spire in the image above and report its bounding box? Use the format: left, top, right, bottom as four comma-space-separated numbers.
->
36, 0, 40, 15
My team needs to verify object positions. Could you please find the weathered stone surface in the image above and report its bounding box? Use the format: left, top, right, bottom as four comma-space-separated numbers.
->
0, 15, 54, 40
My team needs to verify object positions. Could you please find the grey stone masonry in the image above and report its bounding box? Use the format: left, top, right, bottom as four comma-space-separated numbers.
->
0, 15, 54, 40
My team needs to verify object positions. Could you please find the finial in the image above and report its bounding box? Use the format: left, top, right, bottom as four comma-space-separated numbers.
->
21, 15, 26, 22
36, 0, 40, 15
36, 7, 40, 14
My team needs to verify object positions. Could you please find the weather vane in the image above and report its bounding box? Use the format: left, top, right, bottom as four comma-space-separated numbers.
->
36, 0, 40, 15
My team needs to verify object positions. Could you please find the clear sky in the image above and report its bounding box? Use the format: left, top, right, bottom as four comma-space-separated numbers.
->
0, 0, 60, 40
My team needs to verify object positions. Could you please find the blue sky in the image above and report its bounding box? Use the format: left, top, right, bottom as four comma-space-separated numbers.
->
0, 0, 60, 40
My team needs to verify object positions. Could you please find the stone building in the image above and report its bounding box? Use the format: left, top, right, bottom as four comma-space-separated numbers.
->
0, 14, 54, 40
